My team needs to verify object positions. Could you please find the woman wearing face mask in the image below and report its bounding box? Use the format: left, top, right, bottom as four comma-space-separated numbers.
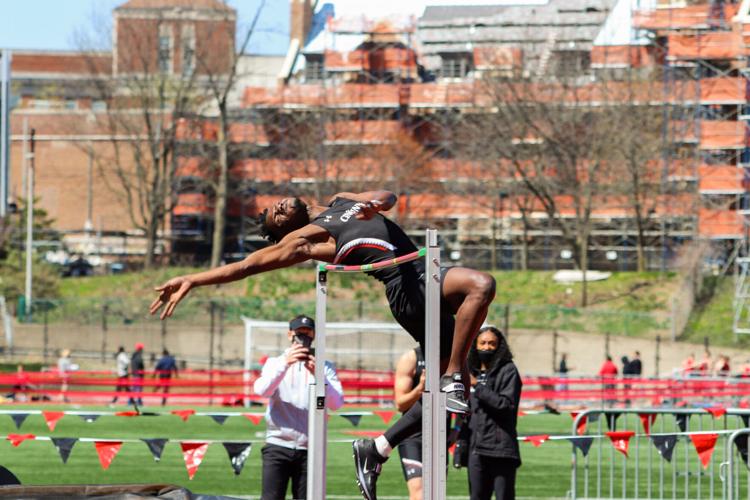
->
466, 326, 522, 500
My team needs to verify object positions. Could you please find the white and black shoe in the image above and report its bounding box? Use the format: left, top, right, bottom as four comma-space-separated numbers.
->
352, 438, 386, 500
441, 372, 470, 414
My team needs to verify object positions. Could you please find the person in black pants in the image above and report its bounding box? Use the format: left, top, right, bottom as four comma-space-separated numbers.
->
466, 326, 522, 500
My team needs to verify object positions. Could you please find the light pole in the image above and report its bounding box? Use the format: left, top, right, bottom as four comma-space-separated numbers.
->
24, 128, 35, 318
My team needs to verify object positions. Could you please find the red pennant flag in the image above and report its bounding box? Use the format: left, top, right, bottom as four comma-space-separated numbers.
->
524, 434, 550, 447
691, 433, 719, 469
7, 434, 35, 447
42, 411, 65, 432
517, 410, 527, 417
94, 441, 122, 470
705, 407, 726, 419
639, 413, 657, 435
448, 442, 457, 455
374, 411, 395, 425
606, 431, 635, 458
571, 413, 587, 436
181, 442, 209, 480
243, 413, 263, 425
171, 409, 195, 422
114, 411, 139, 417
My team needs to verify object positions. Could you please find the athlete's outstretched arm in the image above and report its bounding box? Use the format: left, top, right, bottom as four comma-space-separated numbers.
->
150, 225, 328, 319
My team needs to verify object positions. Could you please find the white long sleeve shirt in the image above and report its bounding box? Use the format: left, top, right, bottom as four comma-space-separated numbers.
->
253, 349, 344, 450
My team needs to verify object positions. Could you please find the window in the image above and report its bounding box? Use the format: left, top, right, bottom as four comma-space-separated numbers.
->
304, 54, 325, 82
158, 24, 173, 73
181, 24, 196, 77
64, 99, 78, 110
92, 100, 107, 113
440, 52, 472, 79
552, 50, 591, 76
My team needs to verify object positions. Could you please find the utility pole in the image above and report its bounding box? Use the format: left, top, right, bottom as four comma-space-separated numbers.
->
0, 49, 11, 217
24, 128, 35, 317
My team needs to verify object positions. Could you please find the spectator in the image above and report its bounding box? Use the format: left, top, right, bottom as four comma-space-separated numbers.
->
253, 314, 344, 500
57, 349, 73, 403
682, 353, 696, 376
629, 351, 642, 376
129, 343, 145, 406
9, 365, 34, 402
557, 353, 574, 392
466, 326, 522, 500
110, 346, 130, 404
714, 355, 731, 377
153, 349, 178, 406
621, 356, 632, 376
598, 355, 618, 407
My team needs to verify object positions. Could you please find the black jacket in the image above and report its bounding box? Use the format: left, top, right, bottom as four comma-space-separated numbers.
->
468, 360, 522, 465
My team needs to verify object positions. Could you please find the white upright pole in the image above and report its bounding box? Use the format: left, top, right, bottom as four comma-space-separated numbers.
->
0, 50, 10, 218
308, 266, 328, 500
24, 128, 35, 318
422, 229, 446, 500
243, 323, 252, 407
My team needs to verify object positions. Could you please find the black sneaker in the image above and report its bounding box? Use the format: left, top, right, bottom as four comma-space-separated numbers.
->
441, 372, 470, 414
352, 438, 386, 500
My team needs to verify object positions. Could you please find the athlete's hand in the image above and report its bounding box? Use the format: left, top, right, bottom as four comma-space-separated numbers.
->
355, 200, 383, 220
150, 276, 193, 320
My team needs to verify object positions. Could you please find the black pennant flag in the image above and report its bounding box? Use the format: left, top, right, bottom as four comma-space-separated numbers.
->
651, 435, 678, 462
675, 414, 690, 433
78, 414, 100, 423
223, 442, 252, 476
142, 439, 168, 462
209, 415, 229, 425
735, 436, 749, 466
340, 414, 363, 427
569, 437, 594, 457
51, 438, 78, 464
606, 412, 621, 431
10, 413, 29, 429
741, 414, 750, 428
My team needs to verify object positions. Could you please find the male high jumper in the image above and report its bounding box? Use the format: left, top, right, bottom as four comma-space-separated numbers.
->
150, 190, 496, 500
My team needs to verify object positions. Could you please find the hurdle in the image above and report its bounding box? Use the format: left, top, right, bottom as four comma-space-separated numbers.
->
309, 228, 446, 500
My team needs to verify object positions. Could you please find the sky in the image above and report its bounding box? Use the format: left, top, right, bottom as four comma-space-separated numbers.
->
0, 0, 290, 55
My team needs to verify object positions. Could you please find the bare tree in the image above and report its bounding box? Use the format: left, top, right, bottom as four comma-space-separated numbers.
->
194, 1, 266, 267
77, 12, 203, 268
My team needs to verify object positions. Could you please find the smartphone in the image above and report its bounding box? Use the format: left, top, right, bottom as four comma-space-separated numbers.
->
293, 334, 313, 349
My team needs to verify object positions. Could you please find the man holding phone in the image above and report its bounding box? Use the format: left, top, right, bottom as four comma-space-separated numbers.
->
253, 314, 344, 500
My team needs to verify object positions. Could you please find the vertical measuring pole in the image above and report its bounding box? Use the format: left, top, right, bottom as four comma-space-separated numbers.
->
308, 267, 328, 500
422, 229, 446, 500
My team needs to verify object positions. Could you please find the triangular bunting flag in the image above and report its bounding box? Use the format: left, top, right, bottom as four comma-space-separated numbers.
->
209, 415, 229, 425
171, 409, 195, 422
78, 414, 100, 423
543, 404, 560, 415
524, 434, 550, 447
741, 414, 750, 428
691, 433, 719, 469
373, 411, 395, 425
606, 412, 621, 431
243, 413, 263, 425
115, 411, 139, 417
517, 410, 527, 417
7, 434, 35, 447
639, 413, 657, 435
606, 431, 635, 458
181, 442, 209, 480
142, 438, 168, 462
569, 437, 594, 457
735, 435, 749, 465
223, 442, 252, 476
9, 413, 29, 429
42, 411, 65, 432
675, 414, 690, 432
340, 414, 363, 427
570, 413, 587, 436
94, 441, 122, 470
705, 407, 726, 419
651, 435, 678, 462
51, 437, 77, 464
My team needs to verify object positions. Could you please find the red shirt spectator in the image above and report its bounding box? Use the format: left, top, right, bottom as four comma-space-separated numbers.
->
598, 356, 619, 377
